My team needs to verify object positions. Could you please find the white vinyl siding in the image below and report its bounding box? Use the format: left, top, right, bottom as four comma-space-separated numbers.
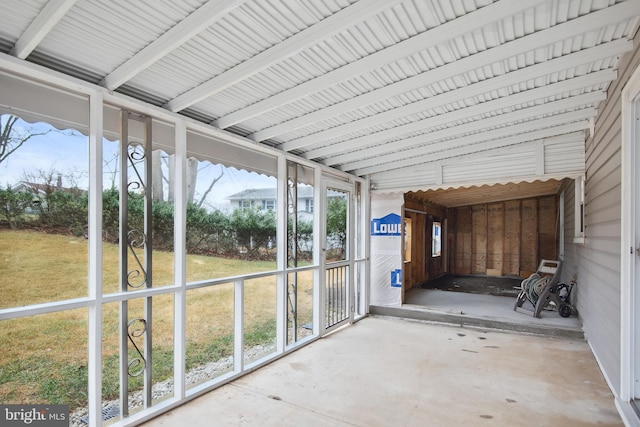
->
577, 28, 640, 394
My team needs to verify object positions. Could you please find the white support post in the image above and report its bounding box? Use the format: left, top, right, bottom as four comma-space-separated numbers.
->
234, 279, 244, 373
313, 167, 322, 336
276, 156, 287, 352
173, 119, 187, 400
87, 90, 104, 427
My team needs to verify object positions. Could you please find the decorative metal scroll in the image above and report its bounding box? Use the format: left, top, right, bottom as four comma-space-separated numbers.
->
126, 229, 148, 288
126, 144, 147, 199
286, 167, 298, 343
127, 318, 147, 377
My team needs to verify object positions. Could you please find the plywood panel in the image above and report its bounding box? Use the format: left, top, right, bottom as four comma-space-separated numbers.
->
486, 203, 504, 276
503, 200, 521, 276
520, 198, 538, 276
538, 195, 557, 262
417, 194, 558, 280
404, 211, 427, 289
454, 207, 472, 274
471, 205, 487, 274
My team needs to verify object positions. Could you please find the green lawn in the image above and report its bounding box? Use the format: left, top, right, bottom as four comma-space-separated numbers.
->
0, 230, 313, 409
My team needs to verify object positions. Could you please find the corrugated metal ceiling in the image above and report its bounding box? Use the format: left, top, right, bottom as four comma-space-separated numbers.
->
1, 0, 639, 200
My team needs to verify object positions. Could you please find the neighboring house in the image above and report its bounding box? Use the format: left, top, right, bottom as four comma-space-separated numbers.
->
227, 187, 343, 222
10, 177, 82, 213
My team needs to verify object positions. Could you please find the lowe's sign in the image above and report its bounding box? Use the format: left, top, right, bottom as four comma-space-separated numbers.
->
371, 213, 401, 236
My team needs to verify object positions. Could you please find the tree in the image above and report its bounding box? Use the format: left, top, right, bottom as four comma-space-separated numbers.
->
151, 151, 224, 208
326, 196, 347, 260
0, 115, 50, 166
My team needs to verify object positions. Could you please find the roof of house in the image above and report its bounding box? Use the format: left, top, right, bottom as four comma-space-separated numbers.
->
227, 187, 315, 200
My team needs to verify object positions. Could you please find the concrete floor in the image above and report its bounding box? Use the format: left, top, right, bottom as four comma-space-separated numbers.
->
371, 288, 584, 339
142, 315, 621, 427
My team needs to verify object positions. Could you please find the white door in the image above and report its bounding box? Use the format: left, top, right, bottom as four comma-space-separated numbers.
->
322, 179, 353, 333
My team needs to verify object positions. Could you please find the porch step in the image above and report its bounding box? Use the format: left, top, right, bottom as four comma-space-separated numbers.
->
369, 305, 584, 340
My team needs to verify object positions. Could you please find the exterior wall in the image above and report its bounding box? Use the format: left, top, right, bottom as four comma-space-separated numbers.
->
559, 179, 580, 287
577, 28, 640, 394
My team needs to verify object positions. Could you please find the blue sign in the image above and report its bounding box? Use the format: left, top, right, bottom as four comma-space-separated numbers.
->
391, 269, 402, 288
371, 213, 401, 236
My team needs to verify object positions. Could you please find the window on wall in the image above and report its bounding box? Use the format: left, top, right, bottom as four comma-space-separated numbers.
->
432, 221, 442, 257
263, 199, 275, 210
574, 176, 585, 243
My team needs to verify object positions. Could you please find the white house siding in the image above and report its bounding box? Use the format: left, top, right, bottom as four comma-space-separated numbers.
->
560, 179, 579, 285
577, 27, 640, 394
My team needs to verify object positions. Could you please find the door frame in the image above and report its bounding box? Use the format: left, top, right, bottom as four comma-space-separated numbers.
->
320, 178, 354, 335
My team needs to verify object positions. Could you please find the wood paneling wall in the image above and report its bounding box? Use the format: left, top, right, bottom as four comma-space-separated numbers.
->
449, 195, 558, 278
404, 194, 558, 285
403, 196, 445, 288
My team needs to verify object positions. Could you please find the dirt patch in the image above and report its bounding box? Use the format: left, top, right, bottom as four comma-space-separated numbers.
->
419, 274, 522, 297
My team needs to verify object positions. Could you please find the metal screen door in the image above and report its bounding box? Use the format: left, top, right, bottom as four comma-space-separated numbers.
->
322, 179, 353, 333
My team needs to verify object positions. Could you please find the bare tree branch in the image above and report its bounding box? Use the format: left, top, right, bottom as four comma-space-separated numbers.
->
197, 164, 224, 208
0, 115, 51, 165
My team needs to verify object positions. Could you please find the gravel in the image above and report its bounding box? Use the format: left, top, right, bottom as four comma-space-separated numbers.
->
71, 344, 275, 427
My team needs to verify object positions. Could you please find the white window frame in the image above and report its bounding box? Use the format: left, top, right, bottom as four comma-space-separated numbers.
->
574, 175, 585, 244
263, 199, 275, 210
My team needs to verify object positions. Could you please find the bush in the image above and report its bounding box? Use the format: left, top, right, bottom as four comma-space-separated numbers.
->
0, 187, 34, 229
1, 187, 322, 261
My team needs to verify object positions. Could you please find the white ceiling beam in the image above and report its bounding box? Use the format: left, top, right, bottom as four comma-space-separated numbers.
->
345, 109, 595, 173
164, 0, 401, 113
251, 0, 637, 143
344, 109, 595, 173
324, 90, 605, 166
368, 134, 584, 192
371, 132, 582, 182
434, 131, 585, 171
9, 0, 78, 59
352, 119, 590, 176
101, 0, 246, 90
302, 37, 626, 160
314, 70, 613, 164
230, 0, 542, 134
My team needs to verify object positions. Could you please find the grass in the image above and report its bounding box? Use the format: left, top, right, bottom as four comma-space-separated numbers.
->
0, 229, 313, 410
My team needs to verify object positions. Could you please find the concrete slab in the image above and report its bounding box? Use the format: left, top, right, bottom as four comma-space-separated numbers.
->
142, 316, 620, 427
371, 288, 584, 339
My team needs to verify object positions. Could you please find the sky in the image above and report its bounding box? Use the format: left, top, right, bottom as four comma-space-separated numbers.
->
0, 115, 276, 211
